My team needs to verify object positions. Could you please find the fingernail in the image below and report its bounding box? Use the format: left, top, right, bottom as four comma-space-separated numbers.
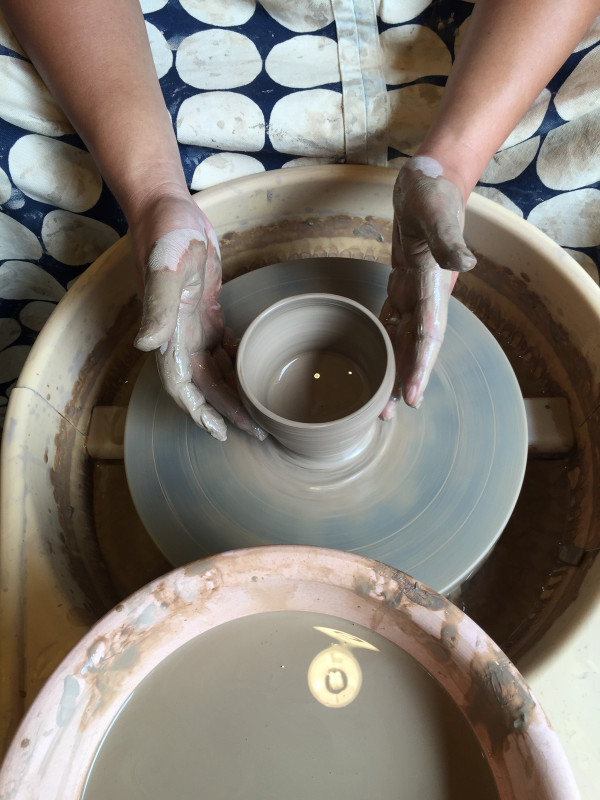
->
254, 427, 268, 442
380, 398, 396, 421
457, 250, 477, 272
200, 408, 227, 441
245, 418, 268, 441
232, 407, 268, 441
406, 386, 422, 408
134, 330, 162, 353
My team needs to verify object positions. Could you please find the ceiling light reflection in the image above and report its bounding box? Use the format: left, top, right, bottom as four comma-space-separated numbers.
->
308, 645, 362, 708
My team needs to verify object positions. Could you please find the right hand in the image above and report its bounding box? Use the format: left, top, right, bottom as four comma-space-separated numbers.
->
131, 192, 267, 442
380, 157, 477, 417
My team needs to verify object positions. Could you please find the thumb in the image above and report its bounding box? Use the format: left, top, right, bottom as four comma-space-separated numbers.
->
135, 268, 185, 351
426, 203, 477, 273
134, 228, 211, 351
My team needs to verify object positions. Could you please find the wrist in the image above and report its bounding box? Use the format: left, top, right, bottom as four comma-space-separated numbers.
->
411, 139, 487, 204
125, 185, 214, 271
119, 167, 191, 230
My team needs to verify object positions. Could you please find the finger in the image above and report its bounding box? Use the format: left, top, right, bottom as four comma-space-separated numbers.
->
217, 328, 241, 392
384, 265, 453, 410
156, 349, 226, 440
179, 380, 228, 441
191, 352, 267, 441
154, 339, 227, 439
199, 297, 226, 354
155, 314, 193, 388
403, 327, 442, 408
198, 249, 225, 353
381, 314, 414, 418
380, 396, 398, 421
202, 235, 223, 297
404, 269, 453, 407
155, 332, 231, 440
399, 226, 473, 277
212, 344, 237, 392
390, 210, 406, 274
222, 326, 239, 359
427, 217, 477, 273
420, 185, 476, 273
380, 281, 412, 420
384, 317, 441, 412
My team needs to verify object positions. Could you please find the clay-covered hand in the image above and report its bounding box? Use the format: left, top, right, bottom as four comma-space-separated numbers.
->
132, 195, 266, 441
381, 157, 477, 417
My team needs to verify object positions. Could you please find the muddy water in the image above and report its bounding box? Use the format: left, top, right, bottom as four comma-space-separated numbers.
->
266, 350, 372, 422
81, 611, 498, 800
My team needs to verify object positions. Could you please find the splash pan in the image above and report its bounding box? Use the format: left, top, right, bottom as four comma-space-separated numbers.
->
0, 547, 578, 799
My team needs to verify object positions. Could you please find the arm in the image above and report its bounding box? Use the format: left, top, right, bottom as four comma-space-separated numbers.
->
1, 0, 184, 235
1, 0, 265, 440
386, 0, 600, 411
419, 0, 600, 199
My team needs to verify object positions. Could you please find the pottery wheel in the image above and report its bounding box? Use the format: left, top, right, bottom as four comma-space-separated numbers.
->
125, 259, 527, 595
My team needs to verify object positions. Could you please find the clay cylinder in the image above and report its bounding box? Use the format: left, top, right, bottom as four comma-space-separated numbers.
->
236, 293, 395, 459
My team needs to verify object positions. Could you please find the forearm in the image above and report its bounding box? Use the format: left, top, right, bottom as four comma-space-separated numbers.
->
417, 0, 600, 200
1, 0, 187, 224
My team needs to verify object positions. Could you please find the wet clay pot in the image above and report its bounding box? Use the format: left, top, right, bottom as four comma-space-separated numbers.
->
0, 547, 578, 800
236, 293, 395, 459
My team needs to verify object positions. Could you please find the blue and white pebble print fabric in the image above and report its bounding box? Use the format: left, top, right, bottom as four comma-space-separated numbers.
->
1, 0, 600, 428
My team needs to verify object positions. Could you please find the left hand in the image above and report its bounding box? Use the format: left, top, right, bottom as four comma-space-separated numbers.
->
380, 158, 477, 417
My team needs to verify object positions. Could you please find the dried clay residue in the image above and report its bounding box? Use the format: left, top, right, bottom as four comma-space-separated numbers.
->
50, 295, 143, 624
354, 566, 445, 612
455, 255, 600, 658
465, 655, 536, 755
67, 567, 222, 732
219, 214, 392, 279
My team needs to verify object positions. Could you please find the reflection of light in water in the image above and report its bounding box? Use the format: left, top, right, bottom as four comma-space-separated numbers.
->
308, 627, 380, 708
308, 645, 362, 708
313, 626, 379, 651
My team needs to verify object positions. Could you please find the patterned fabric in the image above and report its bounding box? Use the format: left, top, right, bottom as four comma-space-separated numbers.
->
1, 0, 600, 426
